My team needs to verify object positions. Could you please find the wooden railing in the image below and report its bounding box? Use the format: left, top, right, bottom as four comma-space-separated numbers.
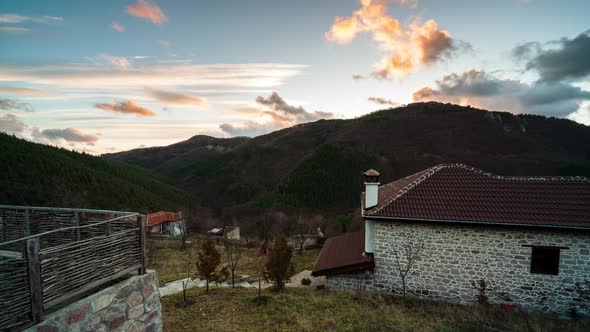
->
0, 206, 146, 331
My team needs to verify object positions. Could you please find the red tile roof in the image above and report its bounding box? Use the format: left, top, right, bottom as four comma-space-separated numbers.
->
311, 228, 374, 276
363, 164, 590, 229
147, 211, 178, 227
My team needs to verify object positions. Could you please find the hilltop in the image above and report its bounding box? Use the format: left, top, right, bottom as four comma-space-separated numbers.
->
0, 132, 191, 212
105, 102, 590, 217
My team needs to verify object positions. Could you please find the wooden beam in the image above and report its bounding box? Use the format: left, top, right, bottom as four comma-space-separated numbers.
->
25, 238, 43, 324
138, 215, 147, 275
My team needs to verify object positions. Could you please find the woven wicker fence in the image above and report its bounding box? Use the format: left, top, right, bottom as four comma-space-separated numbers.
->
0, 206, 146, 331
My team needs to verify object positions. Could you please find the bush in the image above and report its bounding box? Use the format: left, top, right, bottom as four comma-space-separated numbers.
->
301, 278, 312, 286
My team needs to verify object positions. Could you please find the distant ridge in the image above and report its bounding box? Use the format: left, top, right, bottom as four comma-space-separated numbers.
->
105, 102, 590, 215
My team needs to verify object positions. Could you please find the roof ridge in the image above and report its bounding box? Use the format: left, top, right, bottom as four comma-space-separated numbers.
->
366, 164, 447, 216
450, 163, 590, 183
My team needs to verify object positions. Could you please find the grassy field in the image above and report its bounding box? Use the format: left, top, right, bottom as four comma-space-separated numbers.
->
161, 287, 590, 332
147, 236, 320, 285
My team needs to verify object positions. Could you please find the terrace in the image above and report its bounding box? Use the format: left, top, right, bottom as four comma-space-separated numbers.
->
0, 205, 147, 331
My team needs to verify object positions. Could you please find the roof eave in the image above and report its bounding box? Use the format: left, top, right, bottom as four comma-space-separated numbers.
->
363, 215, 590, 231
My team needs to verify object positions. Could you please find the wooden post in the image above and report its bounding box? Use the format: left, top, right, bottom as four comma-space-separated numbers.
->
24, 209, 30, 236
74, 211, 81, 241
138, 215, 147, 275
25, 238, 43, 324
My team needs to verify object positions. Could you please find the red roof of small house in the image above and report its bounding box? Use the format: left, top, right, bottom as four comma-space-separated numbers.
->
147, 211, 178, 227
311, 228, 374, 276
362, 164, 590, 229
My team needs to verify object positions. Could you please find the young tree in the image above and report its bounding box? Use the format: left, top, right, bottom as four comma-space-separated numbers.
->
224, 240, 244, 287
393, 241, 426, 304
196, 235, 221, 292
265, 235, 293, 290
181, 250, 193, 306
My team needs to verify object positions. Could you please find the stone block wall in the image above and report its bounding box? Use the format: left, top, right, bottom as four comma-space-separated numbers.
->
369, 220, 590, 315
26, 270, 162, 332
326, 271, 374, 292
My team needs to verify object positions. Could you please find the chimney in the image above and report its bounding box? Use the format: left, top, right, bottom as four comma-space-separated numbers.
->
363, 169, 380, 254
363, 169, 380, 210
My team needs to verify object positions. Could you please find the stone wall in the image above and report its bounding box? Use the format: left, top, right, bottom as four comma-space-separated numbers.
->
326, 271, 374, 292
26, 271, 162, 332
368, 221, 590, 315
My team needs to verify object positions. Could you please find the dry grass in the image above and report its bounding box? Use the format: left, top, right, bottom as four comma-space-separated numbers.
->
147, 236, 320, 285
162, 287, 590, 332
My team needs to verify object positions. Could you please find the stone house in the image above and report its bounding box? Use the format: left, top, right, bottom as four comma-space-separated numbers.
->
312, 164, 590, 315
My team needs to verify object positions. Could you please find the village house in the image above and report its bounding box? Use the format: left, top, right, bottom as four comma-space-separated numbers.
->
208, 226, 240, 241
147, 211, 184, 236
312, 164, 590, 315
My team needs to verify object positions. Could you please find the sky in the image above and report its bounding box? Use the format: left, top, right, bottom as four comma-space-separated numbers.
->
1, 0, 589, 154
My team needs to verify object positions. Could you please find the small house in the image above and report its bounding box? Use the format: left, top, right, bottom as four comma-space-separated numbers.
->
208, 226, 240, 241
312, 164, 590, 315
147, 211, 184, 236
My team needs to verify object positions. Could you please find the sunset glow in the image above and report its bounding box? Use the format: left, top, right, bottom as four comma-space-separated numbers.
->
0, 0, 589, 154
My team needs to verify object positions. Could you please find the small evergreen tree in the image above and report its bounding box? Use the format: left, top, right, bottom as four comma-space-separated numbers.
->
196, 235, 220, 292
265, 235, 293, 290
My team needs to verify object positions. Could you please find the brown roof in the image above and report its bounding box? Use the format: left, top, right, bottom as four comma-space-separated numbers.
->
311, 228, 374, 276
363, 164, 590, 229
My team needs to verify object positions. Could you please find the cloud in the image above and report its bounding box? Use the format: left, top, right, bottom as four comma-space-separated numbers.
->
93, 54, 132, 69
0, 27, 30, 32
325, 0, 465, 79
412, 69, 590, 118
0, 98, 33, 112
0, 63, 306, 91
127, 0, 167, 25
148, 89, 206, 105
0, 85, 47, 96
0, 113, 26, 135
95, 100, 155, 116
567, 104, 590, 126
516, 30, 590, 83
255, 91, 333, 122
220, 92, 334, 137
35, 128, 98, 143
0, 14, 63, 24
368, 97, 398, 106
111, 22, 125, 32
219, 121, 280, 137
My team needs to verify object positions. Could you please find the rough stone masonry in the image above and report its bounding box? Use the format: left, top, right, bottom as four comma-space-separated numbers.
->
26, 270, 162, 332
327, 221, 590, 316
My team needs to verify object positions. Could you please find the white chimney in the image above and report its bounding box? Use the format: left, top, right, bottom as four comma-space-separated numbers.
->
363, 169, 380, 254
363, 169, 380, 210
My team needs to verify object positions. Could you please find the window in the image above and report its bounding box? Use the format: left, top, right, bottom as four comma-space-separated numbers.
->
530, 247, 560, 275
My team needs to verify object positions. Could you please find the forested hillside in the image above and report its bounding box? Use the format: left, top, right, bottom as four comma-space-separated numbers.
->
0, 133, 191, 212
105, 102, 590, 217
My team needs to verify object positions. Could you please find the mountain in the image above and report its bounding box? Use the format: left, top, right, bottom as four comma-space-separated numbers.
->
104, 102, 590, 216
0, 132, 191, 212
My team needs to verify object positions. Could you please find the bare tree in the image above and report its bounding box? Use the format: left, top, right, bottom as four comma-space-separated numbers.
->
224, 240, 244, 287
180, 250, 193, 306
178, 216, 189, 251
393, 241, 426, 304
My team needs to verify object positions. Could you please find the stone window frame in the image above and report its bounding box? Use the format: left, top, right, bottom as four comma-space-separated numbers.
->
523, 245, 568, 276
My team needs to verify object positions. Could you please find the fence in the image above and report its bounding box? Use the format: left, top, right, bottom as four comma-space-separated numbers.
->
0, 205, 146, 331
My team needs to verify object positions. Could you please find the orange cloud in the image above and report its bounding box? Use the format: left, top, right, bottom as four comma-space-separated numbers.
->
111, 22, 125, 32
95, 100, 155, 116
325, 0, 458, 79
127, 0, 167, 25
148, 89, 206, 106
